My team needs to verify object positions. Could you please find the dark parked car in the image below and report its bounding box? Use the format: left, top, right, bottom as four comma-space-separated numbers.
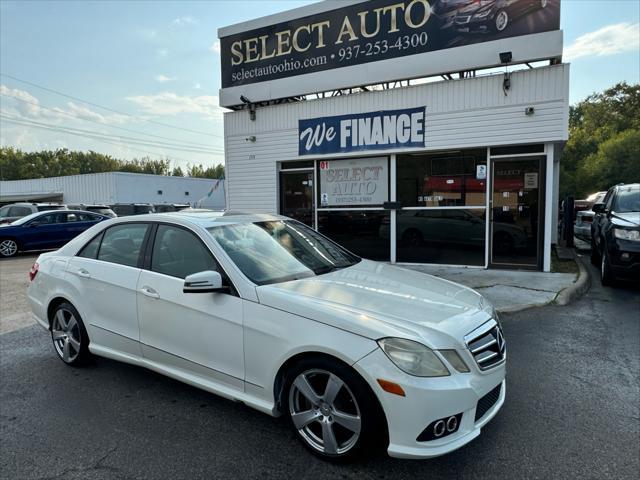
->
68, 204, 117, 218
109, 203, 155, 217
0, 210, 108, 258
455, 0, 548, 33
591, 184, 640, 285
0, 202, 68, 224
153, 203, 190, 213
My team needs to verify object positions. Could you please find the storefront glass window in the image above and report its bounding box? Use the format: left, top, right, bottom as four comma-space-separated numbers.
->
318, 211, 390, 261
396, 209, 486, 265
397, 149, 487, 207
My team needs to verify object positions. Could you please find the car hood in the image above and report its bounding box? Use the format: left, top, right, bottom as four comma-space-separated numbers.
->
256, 260, 492, 349
611, 212, 640, 227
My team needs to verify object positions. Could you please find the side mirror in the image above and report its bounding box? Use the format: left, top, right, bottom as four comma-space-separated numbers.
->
183, 270, 228, 293
592, 203, 605, 214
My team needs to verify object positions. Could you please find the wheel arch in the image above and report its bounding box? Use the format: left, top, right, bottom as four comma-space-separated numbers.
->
46, 296, 74, 330
272, 350, 389, 442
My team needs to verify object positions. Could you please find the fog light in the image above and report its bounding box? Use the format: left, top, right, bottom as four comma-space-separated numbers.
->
620, 253, 631, 261
446, 415, 458, 432
433, 420, 446, 437
417, 412, 463, 442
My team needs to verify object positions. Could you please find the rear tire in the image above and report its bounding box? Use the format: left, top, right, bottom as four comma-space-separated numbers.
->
590, 238, 600, 265
0, 238, 19, 258
283, 356, 386, 461
50, 302, 91, 366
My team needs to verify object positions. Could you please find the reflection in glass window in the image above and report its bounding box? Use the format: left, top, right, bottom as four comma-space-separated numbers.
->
152, 225, 217, 279
318, 211, 390, 261
397, 149, 487, 207
396, 209, 486, 265
98, 224, 148, 267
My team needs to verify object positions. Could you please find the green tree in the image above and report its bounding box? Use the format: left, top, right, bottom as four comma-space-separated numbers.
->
561, 82, 640, 199
171, 166, 184, 177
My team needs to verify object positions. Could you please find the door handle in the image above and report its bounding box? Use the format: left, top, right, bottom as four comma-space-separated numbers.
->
76, 268, 91, 278
140, 286, 160, 299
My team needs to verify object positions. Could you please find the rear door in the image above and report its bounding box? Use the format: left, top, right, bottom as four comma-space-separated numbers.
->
136, 223, 244, 389
65, 223, 150, 357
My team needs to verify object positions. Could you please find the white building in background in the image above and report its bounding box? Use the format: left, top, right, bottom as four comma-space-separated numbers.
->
0, 172, 226, 209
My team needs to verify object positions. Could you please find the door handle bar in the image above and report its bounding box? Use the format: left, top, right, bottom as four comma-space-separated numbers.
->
140, 287, 160, 299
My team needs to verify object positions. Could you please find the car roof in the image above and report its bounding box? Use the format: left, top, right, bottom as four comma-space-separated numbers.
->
113, 210, 287, 228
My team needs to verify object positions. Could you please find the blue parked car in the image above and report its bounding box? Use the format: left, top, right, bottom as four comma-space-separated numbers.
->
0, 210, 109, 258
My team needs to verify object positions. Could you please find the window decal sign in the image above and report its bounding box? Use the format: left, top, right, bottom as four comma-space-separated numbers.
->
318, 157, 389, 207
299, 107, 425, 155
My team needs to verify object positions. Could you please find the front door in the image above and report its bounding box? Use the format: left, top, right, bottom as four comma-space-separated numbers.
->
490, 157, 544, 269
136, 224, 244, 390
280, 171, 314, 227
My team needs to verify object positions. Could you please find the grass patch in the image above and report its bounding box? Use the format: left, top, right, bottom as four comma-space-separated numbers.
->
551, 248, 579, 275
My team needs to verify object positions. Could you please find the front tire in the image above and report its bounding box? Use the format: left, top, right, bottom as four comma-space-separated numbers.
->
50, 302, 91, 366
0, 238, 18, 257
600, 249, 615, 286
493, 9, 509, 32
284, 357, 385, 460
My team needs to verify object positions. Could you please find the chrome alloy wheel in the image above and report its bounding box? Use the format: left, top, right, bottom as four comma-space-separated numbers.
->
289, 369, 362, 455
0, 239, 18, 257
51, 308, 82, 363
495, 11, 509, 31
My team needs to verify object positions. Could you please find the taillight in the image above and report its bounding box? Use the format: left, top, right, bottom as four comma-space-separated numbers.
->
29, 262, 39, 282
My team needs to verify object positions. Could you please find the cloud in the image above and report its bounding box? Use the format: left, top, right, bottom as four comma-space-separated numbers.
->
156, 48, 169, 58
1, 84, 128, 125
155, 74, 175, 83
209, 41, 220, 54
126, 92, 222, 119
173, 15, 197, 27
564, 22, 640, 61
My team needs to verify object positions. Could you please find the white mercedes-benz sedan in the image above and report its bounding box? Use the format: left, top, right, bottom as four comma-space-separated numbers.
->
27, 211, 506, 460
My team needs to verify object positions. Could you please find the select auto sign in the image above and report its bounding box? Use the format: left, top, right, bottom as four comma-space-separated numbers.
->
299, 107, 426, 156
219, 0, 561, 93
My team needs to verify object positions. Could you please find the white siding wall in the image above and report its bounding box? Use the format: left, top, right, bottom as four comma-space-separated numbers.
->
224, 64, 569, 213
0, 172, 226, 208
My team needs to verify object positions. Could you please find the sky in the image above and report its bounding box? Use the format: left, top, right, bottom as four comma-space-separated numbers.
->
0, 0, 639, 170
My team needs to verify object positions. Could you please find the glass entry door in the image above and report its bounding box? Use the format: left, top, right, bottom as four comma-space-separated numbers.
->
490, 157, 544, 269
280, 171, 314, 228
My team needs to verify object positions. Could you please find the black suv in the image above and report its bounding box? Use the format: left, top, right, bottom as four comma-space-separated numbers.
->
591, 184, 640, 285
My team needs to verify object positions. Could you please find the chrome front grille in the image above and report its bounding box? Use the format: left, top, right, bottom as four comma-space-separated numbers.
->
465, 320, 506, 371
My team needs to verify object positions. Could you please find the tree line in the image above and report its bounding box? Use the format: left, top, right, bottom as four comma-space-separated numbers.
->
0, 148, 224, 180
560, 82, 639, 199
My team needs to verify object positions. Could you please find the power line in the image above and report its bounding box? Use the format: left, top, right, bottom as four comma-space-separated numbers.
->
0, 91, 222, 150
0, 72, 222, 138
0, 113, 225, 154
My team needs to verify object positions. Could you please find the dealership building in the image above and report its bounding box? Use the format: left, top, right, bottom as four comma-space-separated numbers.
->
219, 0, 569, 271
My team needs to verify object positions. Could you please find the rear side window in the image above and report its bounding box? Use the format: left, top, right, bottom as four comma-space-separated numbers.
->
97, 224, 149, 267
9, 206, 32, 216
78, 232, 104, 259
151, 225, 216, 279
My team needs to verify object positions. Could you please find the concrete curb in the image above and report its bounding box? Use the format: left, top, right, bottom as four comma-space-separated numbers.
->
554, 256, 591, 306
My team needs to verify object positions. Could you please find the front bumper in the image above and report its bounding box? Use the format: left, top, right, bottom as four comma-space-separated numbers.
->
455, 11, 495, 33
354, 348, 506, 459
607, 239, 640, 279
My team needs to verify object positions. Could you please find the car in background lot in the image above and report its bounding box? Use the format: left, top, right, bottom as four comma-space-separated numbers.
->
110, 203, 155, 217
0, 203, 68, 224
27, 211, 505, 460
591, 184, 640, 285
153, 203, 190, 213
0, 210, 108, 257
574, 191, 607, 241
68, 204, 117, 218
455, 0, 548, 33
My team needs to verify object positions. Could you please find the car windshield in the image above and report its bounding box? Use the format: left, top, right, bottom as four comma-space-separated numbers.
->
37, 205, 65, 211
207, 220, 360, 285
613, 187, 640, 213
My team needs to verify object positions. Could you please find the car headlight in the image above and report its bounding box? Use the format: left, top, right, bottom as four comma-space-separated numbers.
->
439, 350, 470, 373
473, 9, 491, 18
614, 228, 640, 241
378, 338, 450, 377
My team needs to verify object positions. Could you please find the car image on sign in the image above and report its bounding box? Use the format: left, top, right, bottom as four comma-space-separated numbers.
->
27, 210, 506, 460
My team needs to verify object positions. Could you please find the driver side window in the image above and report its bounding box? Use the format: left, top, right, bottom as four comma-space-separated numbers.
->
151, 225, 217, 279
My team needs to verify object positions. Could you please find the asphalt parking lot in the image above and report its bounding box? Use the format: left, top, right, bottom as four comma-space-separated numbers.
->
0, 255, 638, 479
